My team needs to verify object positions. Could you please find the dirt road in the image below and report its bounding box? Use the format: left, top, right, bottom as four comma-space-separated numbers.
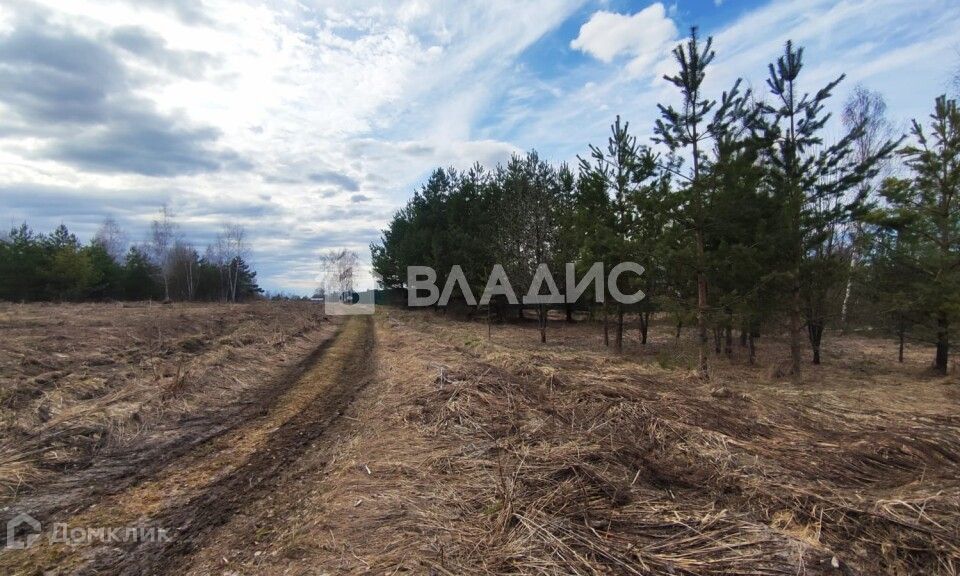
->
1, 315, 374, 575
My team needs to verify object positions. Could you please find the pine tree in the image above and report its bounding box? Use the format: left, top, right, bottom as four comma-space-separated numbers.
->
574, 161, 618, 346
1, 224, 48, 301
706, 120, 777, 364
555, 163, 581, 323
864, 198, 919, 363
760, 40, 895, 378
654, 27, 749, 377
878, 97, 960, 373
632, 166, 672, 346
44, 224, 93, 301
123, 246, 161, 300
85, 242, 124, 300
580, 116, 657, 351
232, 257, 264, 301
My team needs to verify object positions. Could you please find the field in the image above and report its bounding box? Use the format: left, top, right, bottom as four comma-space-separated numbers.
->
1, 303, 959, 575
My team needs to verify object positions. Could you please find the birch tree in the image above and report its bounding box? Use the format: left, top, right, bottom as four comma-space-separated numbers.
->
93, 217, 128, 263
149, 206, 176, 301
839, 85, 893, 331
222, 224, 249, 303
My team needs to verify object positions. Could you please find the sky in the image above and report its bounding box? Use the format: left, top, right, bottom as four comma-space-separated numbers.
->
1, 0, 958, 294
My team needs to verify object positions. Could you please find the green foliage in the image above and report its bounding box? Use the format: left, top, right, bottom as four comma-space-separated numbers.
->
872, 97, 960, 372
578, 115, 658, 282
123, 246, 162, 300
0, 224, 48, 300
0, 223, 262, 303
653, 27, 756, 373
231, 257, 264, 300
371, 32, 931, 373
4, 32, 950, 373
372, 153, 572, 302
758, 40, 898, 367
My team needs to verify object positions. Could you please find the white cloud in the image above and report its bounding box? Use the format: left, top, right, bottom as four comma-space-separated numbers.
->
570, 3, 677, 76
0, 0, 586, 292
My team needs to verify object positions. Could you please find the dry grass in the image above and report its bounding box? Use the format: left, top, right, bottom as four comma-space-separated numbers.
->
0, 301, 331, 499
2, 303, 957, 575
251, 309, 958, 575
0, 316, 370, 575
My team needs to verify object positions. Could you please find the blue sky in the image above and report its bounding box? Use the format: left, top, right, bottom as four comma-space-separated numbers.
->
1, 0, 958, 293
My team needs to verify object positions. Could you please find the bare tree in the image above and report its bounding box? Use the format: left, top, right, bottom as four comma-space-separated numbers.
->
318, 248, 359, 306
203, 240, 223, 301
839, 85, 893, 331
221, 224, 249, 303
149, 206, 177, 301
172, 241, 199, 301
93, 217, 128, 262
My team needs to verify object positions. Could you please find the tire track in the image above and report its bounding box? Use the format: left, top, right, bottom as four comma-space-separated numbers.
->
0, 316, 374, 576
1, 320, 340, 539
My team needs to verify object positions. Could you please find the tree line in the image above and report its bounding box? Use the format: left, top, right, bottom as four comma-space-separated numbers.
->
373, 30, 960, 379
0, 209, 263, 303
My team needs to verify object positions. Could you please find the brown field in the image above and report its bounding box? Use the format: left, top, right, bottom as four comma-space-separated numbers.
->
1, 303, 959, 575
0, 302, 336, 517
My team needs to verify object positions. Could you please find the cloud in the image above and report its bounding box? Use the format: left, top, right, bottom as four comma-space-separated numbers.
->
0, 14, 243, 176
527, 0, 960, 185
0, 183, 169, 219
0, 0, 588, 291
48, 110, 247, 177
7, 0, 953, 295
0, 22, 125, 124
109, 26, 218, 78
308, 170, 361, 191
570, 3, 677, 76
0, 183, 172, 245
136, 0, 213, 25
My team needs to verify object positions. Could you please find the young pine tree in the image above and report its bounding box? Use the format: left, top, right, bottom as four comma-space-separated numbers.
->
760, 41, 895, 379
879, 96, 960, 374
580, 116, 657, 351
654, 27, 749, 377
